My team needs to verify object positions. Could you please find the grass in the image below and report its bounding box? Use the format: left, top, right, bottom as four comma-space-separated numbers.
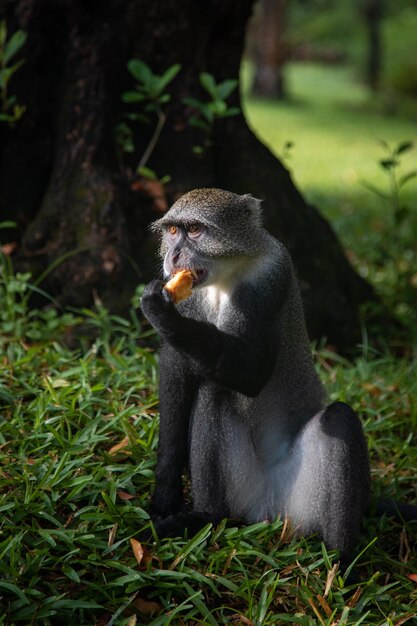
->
0, 63, 417, 624
0, 289, 416, 626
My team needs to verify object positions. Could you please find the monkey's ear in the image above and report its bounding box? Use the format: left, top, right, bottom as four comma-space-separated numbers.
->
243, 194, 263, 226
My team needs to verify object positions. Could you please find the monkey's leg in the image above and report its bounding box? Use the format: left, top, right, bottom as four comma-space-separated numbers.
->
151, 345, 196, 519
286, 402, 370, 563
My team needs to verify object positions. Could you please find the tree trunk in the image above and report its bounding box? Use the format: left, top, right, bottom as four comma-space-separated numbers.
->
363, 0, 383, 91
0, 0, 379, 350
251, 0, 288, 99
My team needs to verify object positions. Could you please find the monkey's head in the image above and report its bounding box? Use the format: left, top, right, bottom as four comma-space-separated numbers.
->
152, 188, 265, 287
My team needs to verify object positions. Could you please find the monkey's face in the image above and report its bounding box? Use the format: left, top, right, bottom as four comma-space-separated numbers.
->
161, 223, 208, 287
159, 222, 247, 289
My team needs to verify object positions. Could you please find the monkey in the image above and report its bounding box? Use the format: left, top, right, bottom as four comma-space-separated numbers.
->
140, 188, 416, 567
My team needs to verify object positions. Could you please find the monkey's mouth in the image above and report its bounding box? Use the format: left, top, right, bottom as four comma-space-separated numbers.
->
173, 267, 207, 287
191, 267, 208, 287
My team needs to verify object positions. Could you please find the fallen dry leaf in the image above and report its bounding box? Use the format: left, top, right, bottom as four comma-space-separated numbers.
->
407, 573, 417, 583
1, 242, 17, 255
133, 597, 161, 617
347, 586, 362, 608
117, 490, 135, 501
130, 537, 144, 565
324, 563, 339, 597
129, 539, 155, 569
317, 594, 332, 618
109, 436, 130, 455
108, 523, 118, 548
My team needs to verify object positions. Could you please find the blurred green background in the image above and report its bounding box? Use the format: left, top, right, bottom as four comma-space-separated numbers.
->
243, 0, 417, 330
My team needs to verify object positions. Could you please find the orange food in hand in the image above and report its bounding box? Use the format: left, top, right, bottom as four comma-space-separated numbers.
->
164, 269, 193, 304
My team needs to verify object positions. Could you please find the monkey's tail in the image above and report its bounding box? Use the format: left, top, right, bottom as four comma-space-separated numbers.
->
376, 498, 417, 522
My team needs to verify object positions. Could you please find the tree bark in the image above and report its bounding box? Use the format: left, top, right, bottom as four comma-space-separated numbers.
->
251, 0, 288, 99
0, 0, 379, 350
363, 0, 383, 91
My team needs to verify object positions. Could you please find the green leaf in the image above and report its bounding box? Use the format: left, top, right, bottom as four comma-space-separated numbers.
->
0, 220, 17, 228
183, 582, 218, 626
137, 165, 157, 180
52, 599, 103, 609
122, 91, 147, 104
0, 582, 29, 605
217, 78, 238, 101
4, 30, 27, 65
0, 20, 7, 48
398, 170, 417, 189
379, 158, 398, 170
0, 59, 25, 90
394, 141, 413, 156
218, 106, 240, 118
156, 63, 181, 93
200, 103, 213, 123
199, 72, 217, 98
62, 565, 81, 583
182, 97, 203, 108
157, 93, 171, 104
127, 59, 154, 87
170, 523, 212, 566
0, 67, 12, 89
361, 180, 389, 200
189, 116, 209, 130
0, 385, 14, 406
208, 100, 227, 116
12, 103, 26, 121
121, 90, 147, 103
125, 112, 150, 124
0, 112, 14, 122
0, 502, 15, 512
144, 101, 158, 113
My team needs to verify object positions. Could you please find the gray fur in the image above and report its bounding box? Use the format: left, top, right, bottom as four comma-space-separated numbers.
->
153, 188, 265, 258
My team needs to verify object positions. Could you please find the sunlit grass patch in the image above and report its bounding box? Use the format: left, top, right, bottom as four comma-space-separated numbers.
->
242, 62, 417, 225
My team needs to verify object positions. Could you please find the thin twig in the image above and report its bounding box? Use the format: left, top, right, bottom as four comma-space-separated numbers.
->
137, 108, 166, 172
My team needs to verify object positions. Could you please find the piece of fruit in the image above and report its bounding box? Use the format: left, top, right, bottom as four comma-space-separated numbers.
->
164, 269, 193, 304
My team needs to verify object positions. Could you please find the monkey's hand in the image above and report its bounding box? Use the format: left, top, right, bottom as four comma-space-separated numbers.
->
141, 279, 179, 332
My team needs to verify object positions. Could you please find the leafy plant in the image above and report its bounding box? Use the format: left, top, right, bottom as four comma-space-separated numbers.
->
118, 63, 240, 180
362, 140, 417, 225
183, 72, 240, 154
0, 19, 26, 124
360, 140, 417, 330
117, 59, 181, 181
0, 222, 79, 343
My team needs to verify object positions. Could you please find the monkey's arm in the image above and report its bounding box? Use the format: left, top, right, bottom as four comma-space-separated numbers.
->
141, 279, 283, 397
151, 343, 198, 518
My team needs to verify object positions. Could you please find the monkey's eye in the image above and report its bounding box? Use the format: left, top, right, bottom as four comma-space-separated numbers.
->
168, 225, 178, 236
187, 224, 202, 238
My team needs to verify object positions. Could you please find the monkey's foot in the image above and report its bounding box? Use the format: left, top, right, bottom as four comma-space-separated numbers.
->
153, 511, 213, 539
